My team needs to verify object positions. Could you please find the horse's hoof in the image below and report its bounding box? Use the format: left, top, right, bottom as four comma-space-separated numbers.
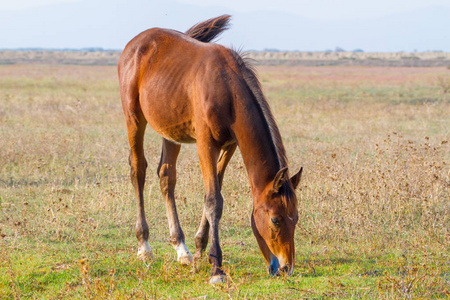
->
193, 252, 202, 262
209, 274, 225, 284
178, 252, 193, 265
137, 241, 154, 261
175, 243, 193, 265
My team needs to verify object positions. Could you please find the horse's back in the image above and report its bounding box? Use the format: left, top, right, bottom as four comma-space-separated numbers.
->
119, 28, 236, 145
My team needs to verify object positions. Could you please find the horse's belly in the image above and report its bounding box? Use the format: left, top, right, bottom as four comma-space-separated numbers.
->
155, 121, 196, 143
146, 116, 196, 144
140, 91, 196, 143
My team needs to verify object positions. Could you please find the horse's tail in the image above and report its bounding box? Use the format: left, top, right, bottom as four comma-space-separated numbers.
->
185, 15, 231, 43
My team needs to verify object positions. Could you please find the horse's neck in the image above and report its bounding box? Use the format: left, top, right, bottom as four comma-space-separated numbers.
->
231, 94, 282, 194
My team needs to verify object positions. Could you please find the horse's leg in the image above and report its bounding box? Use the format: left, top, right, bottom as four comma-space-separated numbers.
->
217, 143, 237, 188
157, 138, 193, 265
194, 143, 237, 260
125, 109, 153, 261
196, 137, 234, 284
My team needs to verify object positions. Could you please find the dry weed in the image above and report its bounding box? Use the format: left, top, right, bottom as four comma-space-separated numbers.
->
1, 65, 449, 298
378, 262, 448, 298
298, 133, 449, 248
437, 75, 450, 94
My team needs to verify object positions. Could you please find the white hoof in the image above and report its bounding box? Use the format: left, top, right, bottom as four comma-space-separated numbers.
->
137, 241, 154, 261
209, 274, 225, 284
175, 243, 193, 265
178, 252, 194, 265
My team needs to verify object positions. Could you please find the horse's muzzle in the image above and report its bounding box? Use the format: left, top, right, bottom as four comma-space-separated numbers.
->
268, 257, 293, 276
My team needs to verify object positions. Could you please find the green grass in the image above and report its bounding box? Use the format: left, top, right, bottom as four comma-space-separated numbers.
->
1, 65, 449, 299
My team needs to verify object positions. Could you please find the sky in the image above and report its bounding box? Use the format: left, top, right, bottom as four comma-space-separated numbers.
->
0, 0, 450, 20
3, 0, 450, 19
1, 0, 449, 51
175, 0, 450, 21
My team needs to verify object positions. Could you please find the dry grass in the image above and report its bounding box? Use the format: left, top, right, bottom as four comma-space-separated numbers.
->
0, 64, 449, 298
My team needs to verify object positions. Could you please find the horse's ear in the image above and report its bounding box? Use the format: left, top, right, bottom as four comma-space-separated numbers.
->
273, 167, 288, 192
290, 167, 303, 190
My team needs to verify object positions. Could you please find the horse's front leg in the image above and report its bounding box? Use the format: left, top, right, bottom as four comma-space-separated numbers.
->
194, 143, 236, 260
196, 137, 228, 284
157, 138, 193, 265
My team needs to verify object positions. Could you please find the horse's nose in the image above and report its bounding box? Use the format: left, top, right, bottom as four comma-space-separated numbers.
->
280, 265, 289, 273
277, 264, 290, 275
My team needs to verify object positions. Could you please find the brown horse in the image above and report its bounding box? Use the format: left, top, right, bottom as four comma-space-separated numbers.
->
118, 15, 302, 284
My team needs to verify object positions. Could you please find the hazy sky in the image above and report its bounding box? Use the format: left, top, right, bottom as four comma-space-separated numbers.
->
1, 0, 449, 51
4, 0, 450, 19
1, 0, 72, 10
175, 0, 450, 20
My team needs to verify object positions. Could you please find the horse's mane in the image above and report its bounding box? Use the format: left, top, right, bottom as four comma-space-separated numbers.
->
232, 51, 297, 213
230, 51, 288, 169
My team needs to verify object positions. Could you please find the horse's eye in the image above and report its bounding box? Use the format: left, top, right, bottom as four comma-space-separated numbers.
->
271, 217, 280, 227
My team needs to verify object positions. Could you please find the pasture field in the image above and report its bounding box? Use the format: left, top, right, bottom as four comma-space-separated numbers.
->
1, 64, 449, 299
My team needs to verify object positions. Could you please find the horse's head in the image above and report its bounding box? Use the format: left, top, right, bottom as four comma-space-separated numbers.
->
251, 166, 302, 276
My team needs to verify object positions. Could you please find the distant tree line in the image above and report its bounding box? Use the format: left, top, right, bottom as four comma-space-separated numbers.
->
0, 47, 120, 52
263, 47, 365, 53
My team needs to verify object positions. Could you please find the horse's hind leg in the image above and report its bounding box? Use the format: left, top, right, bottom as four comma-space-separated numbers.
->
194, 143, 236, 260
157, 138, 193, 265
125, 109, 153, 261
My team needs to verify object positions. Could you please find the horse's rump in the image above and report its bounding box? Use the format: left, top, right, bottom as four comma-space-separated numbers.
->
119, 25, 237, 144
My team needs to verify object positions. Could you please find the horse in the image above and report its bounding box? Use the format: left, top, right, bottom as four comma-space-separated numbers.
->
118, 15, 303, 284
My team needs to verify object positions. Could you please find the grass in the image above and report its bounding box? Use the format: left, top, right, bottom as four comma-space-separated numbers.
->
1, 64, 449, 299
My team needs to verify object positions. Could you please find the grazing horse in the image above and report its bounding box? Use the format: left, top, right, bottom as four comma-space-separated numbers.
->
118, 15, 302, 284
